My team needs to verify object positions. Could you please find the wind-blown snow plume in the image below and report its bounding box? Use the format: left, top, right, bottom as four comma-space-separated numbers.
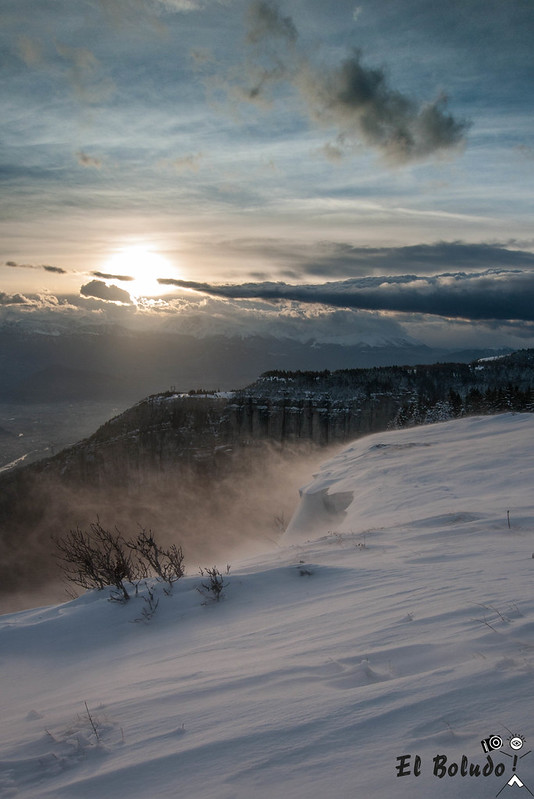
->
0, 443, 323, 613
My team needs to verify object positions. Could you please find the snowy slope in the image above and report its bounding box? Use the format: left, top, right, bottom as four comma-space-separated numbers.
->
283, 412, 534, 541
2, 413, 534, 799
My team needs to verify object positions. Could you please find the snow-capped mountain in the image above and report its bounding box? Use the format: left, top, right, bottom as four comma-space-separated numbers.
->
0, 316, 511, 404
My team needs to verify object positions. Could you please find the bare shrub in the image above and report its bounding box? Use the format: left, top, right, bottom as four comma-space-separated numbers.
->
127, 528, 184, 593
198, 565, 228, 603
54, 522, 142, 602
133, 582, 160, 623
53, 522, 185, 607
84, 701, 101, 743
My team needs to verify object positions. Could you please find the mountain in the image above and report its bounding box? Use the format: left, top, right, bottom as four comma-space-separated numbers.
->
2, 413, 534, 798
1, 349, 534, 611
0, 322, 512, 403
12, 348, 534, 484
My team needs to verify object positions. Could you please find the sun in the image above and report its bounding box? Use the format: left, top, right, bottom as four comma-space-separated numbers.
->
103, 245, 176, 298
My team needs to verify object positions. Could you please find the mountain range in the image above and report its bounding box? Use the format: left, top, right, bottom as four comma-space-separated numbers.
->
0, 322, 512, 403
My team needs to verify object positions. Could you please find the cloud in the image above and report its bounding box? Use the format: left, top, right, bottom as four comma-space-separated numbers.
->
172, 152, 204, 172
15, 34, 114, 107
80, 279, 132, 304
246, 1, 298, 44
158, 152, 204, 173
159, 0, 202, 8
139, 293, 415, 346
91, 271, 135, 281
3, 285, 534, 353
193, 239, 534, 279
516, 145, 534, 161
97, 0, 212, 26
0, 292, 77, 310
301, 241, 534, 277
17, 35, 43, 67
158, 268, 534, 322
6, 261, 38, 270
99, 0, 201, 13
0, 292, 33, 306
0, 286, 412, 347
5, 261, 69, 274
55, 43, 115, 105
235, 1, 469, 164
43, 265, 68, 274
77, 151, 103, 169
296, 56, 469, 164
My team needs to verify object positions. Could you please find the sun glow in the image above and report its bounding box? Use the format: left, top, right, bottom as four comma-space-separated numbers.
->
103, 246, 177, 298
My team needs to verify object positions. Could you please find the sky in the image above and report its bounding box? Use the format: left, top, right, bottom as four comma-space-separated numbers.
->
2, 0, 534, 350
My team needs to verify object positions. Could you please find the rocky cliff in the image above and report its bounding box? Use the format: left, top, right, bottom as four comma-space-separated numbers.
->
2, 349, 534, 609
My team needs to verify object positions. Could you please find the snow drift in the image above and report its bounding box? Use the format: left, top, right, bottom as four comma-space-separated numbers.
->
284, 412, 534, 542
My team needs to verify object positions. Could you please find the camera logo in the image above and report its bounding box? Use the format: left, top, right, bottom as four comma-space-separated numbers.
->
481, 735, 503, 754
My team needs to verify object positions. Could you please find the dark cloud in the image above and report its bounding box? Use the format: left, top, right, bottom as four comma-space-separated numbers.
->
5, 261, 68, 274
239, 1, 469, 164
2, 283, 534, 352
43, 265, 68, 274
92, 271, 135, 281
80, 279, 132, 304
296, 56, 469, 164
302, 241, 534, 277
158, 269, 534, 322
198, 239, 534, 278
5, 261, 38, 270
246, 1, 298, 44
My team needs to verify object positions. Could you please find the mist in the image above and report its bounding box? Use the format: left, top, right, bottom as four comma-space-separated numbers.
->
0, 440, 333, 614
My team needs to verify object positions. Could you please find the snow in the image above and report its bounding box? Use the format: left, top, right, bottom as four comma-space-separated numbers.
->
0, 452, 31, 473
477, 354, 509, 362
151, 392, 235, 402
283, 412, 534, 542
2, 413, 534, 798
